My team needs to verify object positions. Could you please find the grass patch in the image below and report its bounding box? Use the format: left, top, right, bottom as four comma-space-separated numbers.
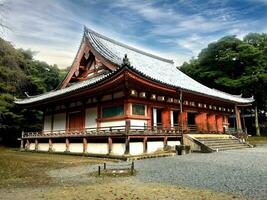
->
248, 136, 267, 145
0, 147, 104, 188
0, 147, 241, 200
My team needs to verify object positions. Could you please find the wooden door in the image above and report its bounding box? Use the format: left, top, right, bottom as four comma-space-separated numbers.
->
69, 112, 82, 132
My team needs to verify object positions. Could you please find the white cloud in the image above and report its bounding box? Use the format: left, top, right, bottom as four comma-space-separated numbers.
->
2, 0, 267, 69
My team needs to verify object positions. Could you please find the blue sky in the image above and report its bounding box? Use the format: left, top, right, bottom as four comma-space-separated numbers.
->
2, 0, 267, 68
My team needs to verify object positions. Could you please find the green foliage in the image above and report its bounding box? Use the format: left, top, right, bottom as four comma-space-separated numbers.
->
0, 38, 62, 146
180, 33, 267, 112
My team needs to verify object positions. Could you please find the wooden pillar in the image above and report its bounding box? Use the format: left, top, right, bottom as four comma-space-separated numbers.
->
180, 112, 187, 130
26, 139, 30, 150
162, 108, 171, 129
81, 102, 86, 132
215, 115, 218, 132
207, 114, 216, 132
83, 138, 88, 153
124, 100, 131, 117
20, 131, 24, 150
195, 113, 207, 132
35, 139, 38, 151
235, 105, 242, 132
108, 137, 112, 154
147, 104, 152, 128
179, 91, 183, 133
124, 136, 130, 154
65, 138, 70, 152
163, 136, 168, 149
143, 137, 147, 153
97, 104, 101, 130
216, 115, 224, 133
125, 120, 131, 134
20, 139, 24, 150
51, 111, 54, 134
65, 104, 69, 134
49, 138, 53, 151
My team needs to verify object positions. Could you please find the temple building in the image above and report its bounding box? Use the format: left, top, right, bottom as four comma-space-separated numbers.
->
15, 27, 253, 156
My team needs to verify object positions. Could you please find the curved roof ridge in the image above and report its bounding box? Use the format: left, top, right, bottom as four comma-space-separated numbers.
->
84, 26, 174, 64
212, 88, 253, 100
89, 32, 121, 64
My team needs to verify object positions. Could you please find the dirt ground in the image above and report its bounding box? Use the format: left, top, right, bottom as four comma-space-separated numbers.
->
0, 148, 240, 200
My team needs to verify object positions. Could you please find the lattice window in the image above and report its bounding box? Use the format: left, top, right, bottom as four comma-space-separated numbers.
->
102, 105, 124, 118
132, 104, 145, 115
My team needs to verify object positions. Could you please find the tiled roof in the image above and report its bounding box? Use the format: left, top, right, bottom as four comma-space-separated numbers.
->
15, 74, 110, 105
85, 27, 253, 104
15, 27, 253, 105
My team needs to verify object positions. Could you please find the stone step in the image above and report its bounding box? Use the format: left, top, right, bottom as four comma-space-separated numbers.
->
195, 136, 250, 152
215, 145, 250, 151
200, 140, 241, 145
197, 138, 233, 141
209, 143, 248, 149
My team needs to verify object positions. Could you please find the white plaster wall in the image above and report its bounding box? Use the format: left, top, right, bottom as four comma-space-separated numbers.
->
29, 143, 35, 150
38, 143, 49, 151
43, 115, 52, 132
87, 143, 109, 154
129, 142, 143, 155
111, 143, 125, 155
69, 143, 83, 153
101, 120, 125, 129
167, 141, 181, 147
85, 107, 97, 129
130, 119, 147, 129
153, 108, 157, 126
53, 143, 66, 152
170, 111, 174, 127
53, 113, 66, 131
147, 141, 164, 153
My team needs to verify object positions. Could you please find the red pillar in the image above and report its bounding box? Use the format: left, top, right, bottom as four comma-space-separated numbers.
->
162, 108, 171, 129
147, 104, 152, 128
207, 114, 216, 132
182, 112, 187, 130
195, 113, 207, 132
216, 115, 224, 133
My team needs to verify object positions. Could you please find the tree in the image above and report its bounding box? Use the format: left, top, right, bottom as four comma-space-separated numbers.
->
0, 38, 62, 146
180, 33, 267, 135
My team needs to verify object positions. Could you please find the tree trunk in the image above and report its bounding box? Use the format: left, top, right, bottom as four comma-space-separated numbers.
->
255, 106, 260, 136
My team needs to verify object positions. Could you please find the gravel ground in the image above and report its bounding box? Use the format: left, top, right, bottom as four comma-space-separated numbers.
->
46, 146, 267, 199
135, 146, 267, 200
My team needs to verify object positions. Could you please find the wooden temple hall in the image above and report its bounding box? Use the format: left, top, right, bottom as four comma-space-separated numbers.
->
15, 27, 254, 156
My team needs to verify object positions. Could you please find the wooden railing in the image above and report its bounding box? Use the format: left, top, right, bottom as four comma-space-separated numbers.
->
22, 125, 182, 138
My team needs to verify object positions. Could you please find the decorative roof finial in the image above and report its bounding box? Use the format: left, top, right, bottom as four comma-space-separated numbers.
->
83, 25, 88, 33
122, 54, 130, 67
